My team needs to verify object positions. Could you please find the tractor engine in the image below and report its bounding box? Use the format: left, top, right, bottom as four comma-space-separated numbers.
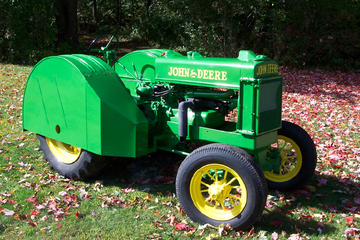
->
114, 49, 283, 159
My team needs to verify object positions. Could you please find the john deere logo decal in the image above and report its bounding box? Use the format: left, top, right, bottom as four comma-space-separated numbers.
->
168, 67, 227, 81
256, 64, 278, 76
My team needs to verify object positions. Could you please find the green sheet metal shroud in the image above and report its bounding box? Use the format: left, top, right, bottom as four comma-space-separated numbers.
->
23, 54, 148, 157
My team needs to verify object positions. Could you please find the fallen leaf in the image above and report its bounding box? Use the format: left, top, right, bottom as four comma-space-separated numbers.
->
26, 197, 37, 203
58, 191, 68, 196
270, 219, 284, 228
28, 222, 37, 227
271, 231, 279, 240
345, 215, 354, 224
2, 209, 15, 216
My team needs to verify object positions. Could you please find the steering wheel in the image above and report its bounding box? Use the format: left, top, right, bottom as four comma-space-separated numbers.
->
87, 33, 119, 55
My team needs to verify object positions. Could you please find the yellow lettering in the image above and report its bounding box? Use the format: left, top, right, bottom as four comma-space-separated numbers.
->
197, 69, 203, 79
221, 71, 227, 80
172, 67, 178, 76
184, 68, 190, 77
215, 71, 221, 80
168, 67, 173, 76
203, 70, 209, 79
256, 65, 267, 76
168, 67, 227, 80
209, 70, 214, 80
267, 64, 278, 74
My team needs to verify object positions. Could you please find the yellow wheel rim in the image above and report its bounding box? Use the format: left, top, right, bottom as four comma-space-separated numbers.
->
46, 137, 81, 164
264, 135, 302, 182
190, 164, 247, 221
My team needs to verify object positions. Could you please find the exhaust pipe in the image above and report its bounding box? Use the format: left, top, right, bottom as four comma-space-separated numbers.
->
178, 100, 194, 143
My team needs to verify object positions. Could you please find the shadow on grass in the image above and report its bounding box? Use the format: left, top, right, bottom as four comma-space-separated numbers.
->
87, 151, 358, 235
93, 150, 184, 195
256, 172, 358, 236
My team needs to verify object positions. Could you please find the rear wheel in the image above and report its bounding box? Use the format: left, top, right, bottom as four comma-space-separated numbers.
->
264, 121, 317, 191
176, 143, 267, 230
37, 135, 108, 180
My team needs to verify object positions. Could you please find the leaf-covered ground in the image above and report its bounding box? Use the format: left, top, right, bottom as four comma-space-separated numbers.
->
0, 64, 359, 239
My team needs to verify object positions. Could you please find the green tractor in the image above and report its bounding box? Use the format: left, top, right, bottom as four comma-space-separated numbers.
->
23, 34, 317, 230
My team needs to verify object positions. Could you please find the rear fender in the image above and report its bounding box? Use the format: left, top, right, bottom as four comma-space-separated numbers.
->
23, 54, 148, 157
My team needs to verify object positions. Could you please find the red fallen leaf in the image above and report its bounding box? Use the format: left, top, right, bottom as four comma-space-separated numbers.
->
345, 216, 354, 224
175, 222, 186, 230
19, 135, 25, 140
30, 210, 40, 215
248, 227, 254, 236
28, 222, 37, 227
9, 200, 16, 204
71, 195, 78, 201
57, 223, 61, 228
75, 211, 83, 218
270, 219, 284, 227
26, 197, 37, 203
283, 203, 291, 208
175, 222, 196, 232
345, 201, 355, 208
301, 215, 313, 219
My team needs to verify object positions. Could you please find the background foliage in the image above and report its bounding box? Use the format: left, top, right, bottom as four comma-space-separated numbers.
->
0, 0, 359, 69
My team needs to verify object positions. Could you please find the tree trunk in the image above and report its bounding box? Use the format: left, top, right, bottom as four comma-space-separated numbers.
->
55, 0, 79, 48
146, 0, 152, 17
92, 0, 97, 22
116, 0, 122, 24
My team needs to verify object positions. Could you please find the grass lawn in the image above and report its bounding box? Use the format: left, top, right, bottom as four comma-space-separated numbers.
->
0, 63, 359, 239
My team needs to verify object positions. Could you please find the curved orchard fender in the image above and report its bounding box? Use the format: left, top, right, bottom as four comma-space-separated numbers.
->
23, 54, 148, 158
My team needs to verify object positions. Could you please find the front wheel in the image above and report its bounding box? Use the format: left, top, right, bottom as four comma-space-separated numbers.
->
37, 135, 108, 180
264, 121, 317, 191
176, 143, 267, 231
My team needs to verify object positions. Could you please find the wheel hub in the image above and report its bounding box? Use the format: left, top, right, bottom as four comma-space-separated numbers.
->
208, 180, 232, 202
264, 135, 303, 182
46, 137, 81, 164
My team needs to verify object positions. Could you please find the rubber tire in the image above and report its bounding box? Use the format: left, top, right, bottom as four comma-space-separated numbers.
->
265, 121, 317, 191
176, 143, 267, 231
37, 135, 108, 180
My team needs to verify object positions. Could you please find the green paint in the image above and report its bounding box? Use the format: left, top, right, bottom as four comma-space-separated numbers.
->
23, 46, 283, 169
23, 54, 148, 157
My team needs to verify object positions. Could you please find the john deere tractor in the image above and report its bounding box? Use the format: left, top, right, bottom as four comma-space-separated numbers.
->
23, 34, 317, 230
